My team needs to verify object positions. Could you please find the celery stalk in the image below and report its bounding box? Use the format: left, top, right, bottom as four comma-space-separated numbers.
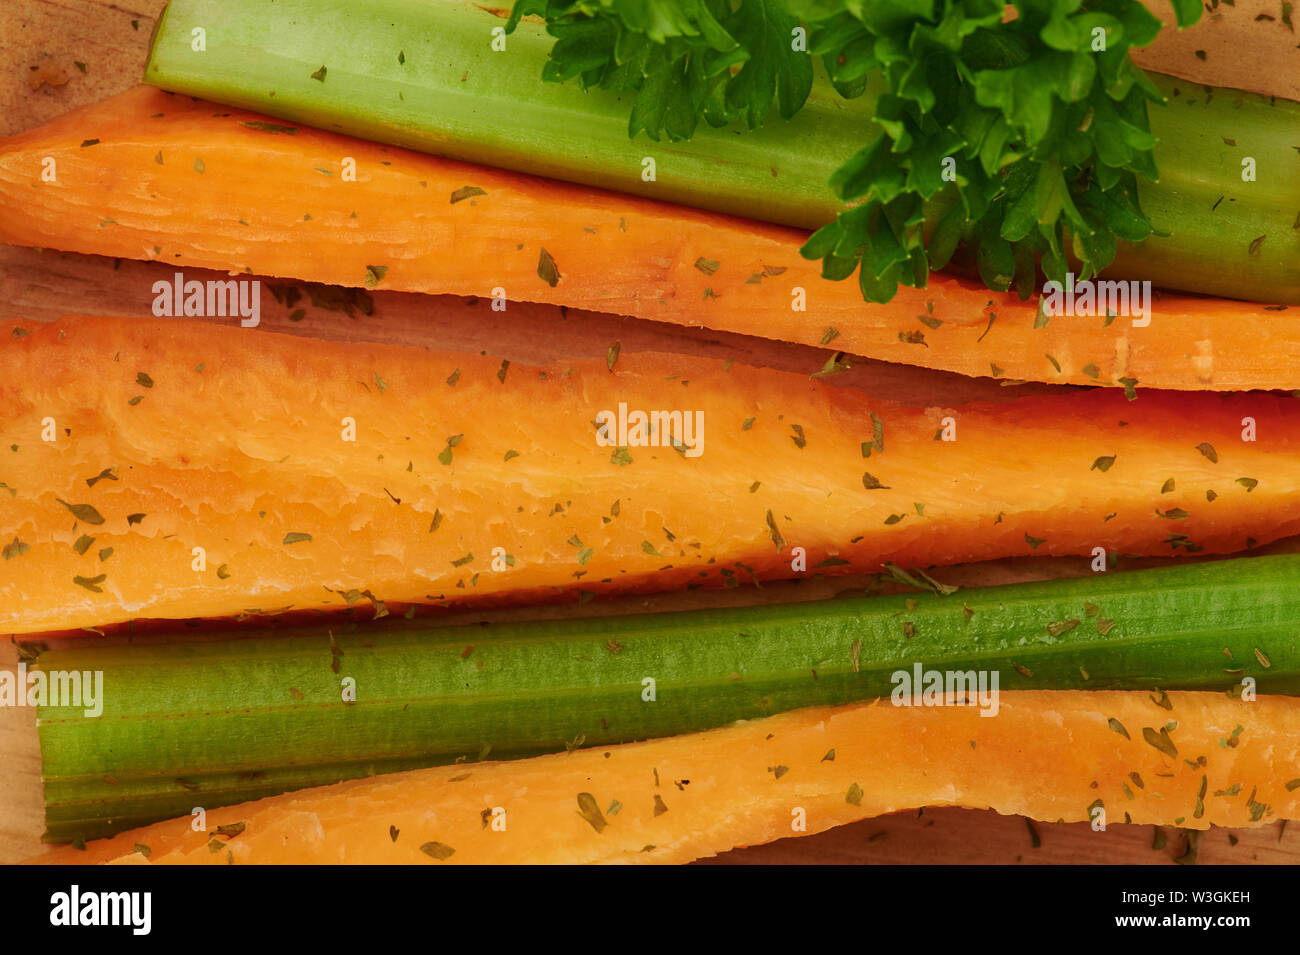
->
144, 0, 1300, 302
37, 554, 1300, 843
1110, 74, 1300, 300
144, 0, 868, 227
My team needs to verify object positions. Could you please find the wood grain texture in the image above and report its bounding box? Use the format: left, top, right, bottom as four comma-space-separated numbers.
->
1132, 0, 1300, 101
2, 0, 1297, 866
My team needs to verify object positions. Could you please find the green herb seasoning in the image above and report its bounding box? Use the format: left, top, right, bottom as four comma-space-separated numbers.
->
241, 121, 298, 135
764, 510, 785, 552
419, 841, 455, 860
868, 410, 889, 452
450, 185, 486, 204
576, 792, 607, 832
85, 468, 117, 488
537, 248, 561, 287
2, 538, 30, 560
56, 499, 106, 525
1143, 726, 1178, 759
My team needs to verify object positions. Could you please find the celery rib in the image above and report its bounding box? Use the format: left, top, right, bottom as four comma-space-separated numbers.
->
36, 554, 1300, 843
144, 0, 1300, 302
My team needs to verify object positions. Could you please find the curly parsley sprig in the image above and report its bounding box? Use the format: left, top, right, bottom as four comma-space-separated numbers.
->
506, 0, 813, 141
509, 0, 1202, 303
797, 0, 1203, 301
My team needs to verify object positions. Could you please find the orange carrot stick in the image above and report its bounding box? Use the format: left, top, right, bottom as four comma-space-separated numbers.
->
28, 691, 1300, 864
4, 315, 1299, 636
1, 86, 1296, 391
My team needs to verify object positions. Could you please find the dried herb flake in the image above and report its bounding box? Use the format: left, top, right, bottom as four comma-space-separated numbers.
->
450, 185, 487, 204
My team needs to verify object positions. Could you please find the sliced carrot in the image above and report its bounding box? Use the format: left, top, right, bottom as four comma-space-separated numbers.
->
3, 315, 1299, 636
28, 690, 1300, 864
1, 86, 1297, 392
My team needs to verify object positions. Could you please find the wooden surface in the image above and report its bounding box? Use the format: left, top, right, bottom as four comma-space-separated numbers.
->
2, 0, 1298, 865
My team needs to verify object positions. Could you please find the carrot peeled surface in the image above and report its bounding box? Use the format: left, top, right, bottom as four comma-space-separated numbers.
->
1, 86, 1299, 392
28, 691, 1300, 865
5, 315, 1300, 636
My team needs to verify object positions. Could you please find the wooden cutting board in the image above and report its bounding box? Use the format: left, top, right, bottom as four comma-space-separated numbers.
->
1, 0, 1297, 865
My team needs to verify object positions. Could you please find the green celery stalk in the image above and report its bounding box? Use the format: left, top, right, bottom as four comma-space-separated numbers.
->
37, 554, 1300, 843
143, 0, 1300, 302
145, 0, 869, 227
1111, 74, 1300, 301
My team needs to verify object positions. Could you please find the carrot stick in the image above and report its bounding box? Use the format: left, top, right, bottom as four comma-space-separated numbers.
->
1, 86, 1297, 392
4, 315, 1299, 636
28, 691, 1300, 864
